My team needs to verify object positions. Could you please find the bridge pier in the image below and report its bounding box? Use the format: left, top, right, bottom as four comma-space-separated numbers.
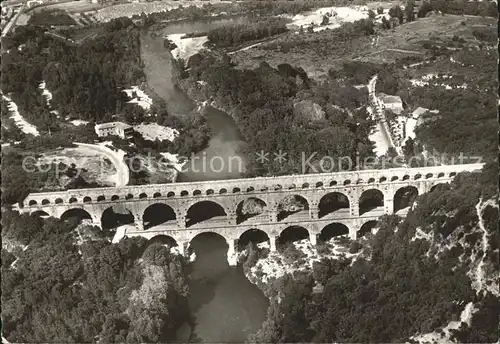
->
384, 198, 394, 214
227, 239, 237, 266
268, 211, 278, 222
418, 183, 429, 195
309, 207, 319, 220
228, 211, 237, 226
349, 223, 357, 240
177, 241, 186, 256
310, 233, 317, 246
350, 201, 359, 217
93, 220, 102, 229
177, 216, 186, 229
112, 226, 126, 243
269, 236, 277, 252
135, 219, 144, 231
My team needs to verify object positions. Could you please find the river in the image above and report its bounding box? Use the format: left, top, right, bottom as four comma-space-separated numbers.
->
177, 234, 269, 343
141, 16, 252, 182
140, 16, 268, 342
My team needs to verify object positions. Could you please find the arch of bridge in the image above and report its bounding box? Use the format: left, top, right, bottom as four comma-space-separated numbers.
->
24, 183, 415, 209
23, 182, 435, 222
21, 165, 483, 223
127, 215, 380, 244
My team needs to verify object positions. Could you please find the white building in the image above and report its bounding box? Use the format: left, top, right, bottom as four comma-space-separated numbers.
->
95, 122, 133, 139
26, 0, 44, 8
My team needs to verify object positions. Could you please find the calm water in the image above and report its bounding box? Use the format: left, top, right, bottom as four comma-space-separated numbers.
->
177, 234, 269, 343
141, 17, 267, 342
140, 16, 251, 182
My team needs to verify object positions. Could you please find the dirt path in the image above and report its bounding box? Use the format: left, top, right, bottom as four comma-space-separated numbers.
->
1, 3, 26, 38
74, 142, 129, 187
367, 75, 397, 155
354, 47, 423, 61
472, 198, 498, 296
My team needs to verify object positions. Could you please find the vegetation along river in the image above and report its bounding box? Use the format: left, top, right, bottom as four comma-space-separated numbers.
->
141, 16, 251, 182
140, 16, 268, 342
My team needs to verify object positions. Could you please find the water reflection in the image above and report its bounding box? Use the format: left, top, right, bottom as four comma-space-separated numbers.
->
181, 233, 268, 343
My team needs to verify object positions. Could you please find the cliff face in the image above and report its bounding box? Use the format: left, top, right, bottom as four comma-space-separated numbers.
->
293, 99, 326, 122
240, 165, 499, 343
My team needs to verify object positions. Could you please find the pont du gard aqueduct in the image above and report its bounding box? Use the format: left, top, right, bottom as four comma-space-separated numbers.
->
20, 163, 483, 264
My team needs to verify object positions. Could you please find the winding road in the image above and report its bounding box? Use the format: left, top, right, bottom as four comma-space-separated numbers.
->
1, 3, 26, 38
75, 142, 129, 187
367, 75, 397, 156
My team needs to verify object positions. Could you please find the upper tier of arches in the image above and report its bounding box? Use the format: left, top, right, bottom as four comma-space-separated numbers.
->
24, 164, 483, 208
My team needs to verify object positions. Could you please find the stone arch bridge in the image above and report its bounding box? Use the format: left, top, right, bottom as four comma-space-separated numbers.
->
20, 164, 483, 264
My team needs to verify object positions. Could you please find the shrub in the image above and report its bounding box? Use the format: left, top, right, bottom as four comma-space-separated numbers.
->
243, 243, 259, 270
316, 243, 331, 255
282, 242, 306, 262
349, 241, 363, 254
418, 2, 434, 18
472, 28, 496, 42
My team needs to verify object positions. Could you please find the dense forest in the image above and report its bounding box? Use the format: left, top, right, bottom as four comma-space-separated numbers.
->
245, 162, 498, 342
207, 17, 288, 48
1, 18, 211, 191
176, 19, 379, 176
1, 18, 145, 125
2, 1, 498, 342
1, 150, 104, 206
1, 210, 189, 342
191, 57, 375, 176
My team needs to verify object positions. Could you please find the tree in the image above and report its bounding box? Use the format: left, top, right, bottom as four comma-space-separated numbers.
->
405, 0, 415, 22
321, 15, 329, 26
381, 15, 391, 29
389, 5, 404, 24
402, 136, 416, 158
418, 2, 433, 17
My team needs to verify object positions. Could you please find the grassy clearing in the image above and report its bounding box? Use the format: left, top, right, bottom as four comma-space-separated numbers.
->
232, 13, 495, 81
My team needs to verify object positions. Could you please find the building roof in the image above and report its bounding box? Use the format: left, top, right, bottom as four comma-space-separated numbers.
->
378, 93, 403, 105
95, 122, 131, 130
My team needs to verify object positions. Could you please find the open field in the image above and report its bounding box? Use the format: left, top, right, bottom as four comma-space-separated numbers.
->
231, 13, 496, 81
38, 141, 129, 187
355, 13, 496, 64
28, 1, 106, 14
90, 0, 231, 23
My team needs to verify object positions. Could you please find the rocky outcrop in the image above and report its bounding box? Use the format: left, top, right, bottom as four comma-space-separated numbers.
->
278, 195, 307, 212
293, 99, 326, 122
240, 198, 266, 215
277, 63, 310, 87
187, 52, 204, 69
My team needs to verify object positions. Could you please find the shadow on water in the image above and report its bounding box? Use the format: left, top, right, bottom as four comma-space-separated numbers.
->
141, 17, 269, 342
140, 32, 195, 117
177, 233, 269, 343
141, 17, 250, 182
177, 105, 248, 182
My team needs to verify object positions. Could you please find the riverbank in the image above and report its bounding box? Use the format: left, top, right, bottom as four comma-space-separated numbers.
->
142, 16, 253, 182
173, 234, 268, 342
240, 237, 364, 296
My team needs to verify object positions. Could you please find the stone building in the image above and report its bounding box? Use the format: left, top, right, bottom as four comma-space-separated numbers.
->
94, 122, 133, 139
